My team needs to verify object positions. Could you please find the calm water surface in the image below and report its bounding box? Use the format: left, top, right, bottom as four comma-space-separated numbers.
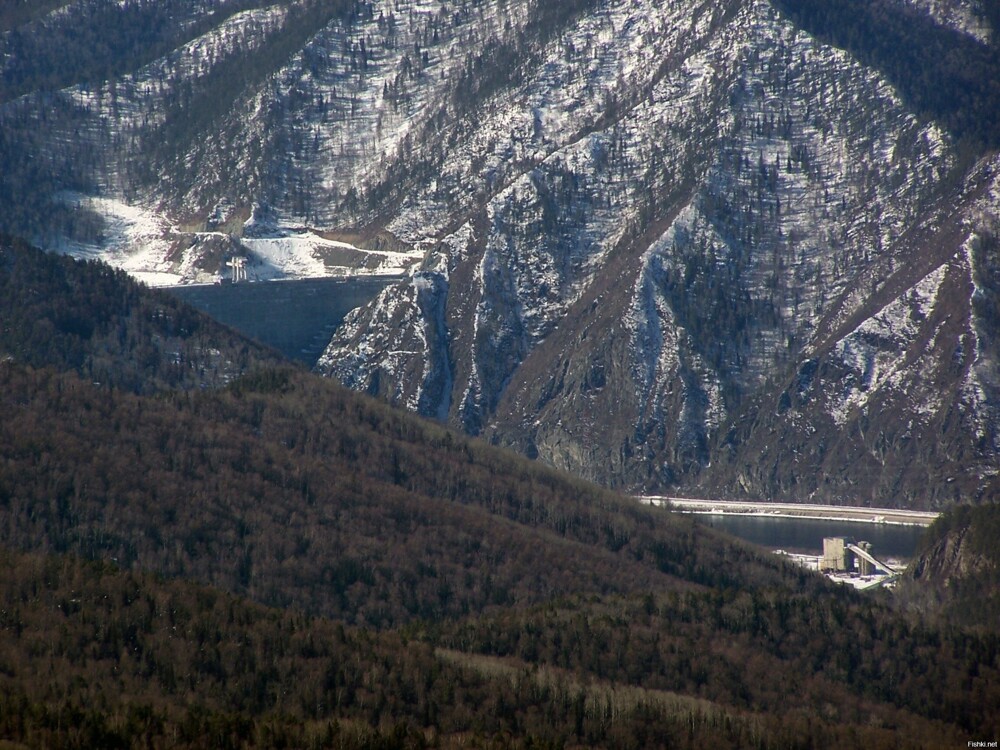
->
695, 514, 928, 559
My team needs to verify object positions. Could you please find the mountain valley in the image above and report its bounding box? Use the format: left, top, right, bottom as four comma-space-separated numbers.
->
2, 0, 999, 506
4, 3, 1000, 745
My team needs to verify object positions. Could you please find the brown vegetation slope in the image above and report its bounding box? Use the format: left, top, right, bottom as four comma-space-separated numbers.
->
1, 544, 997, 748
897, 502, 1000, 630
0, 235, 285, 392
0, 242, 998, 746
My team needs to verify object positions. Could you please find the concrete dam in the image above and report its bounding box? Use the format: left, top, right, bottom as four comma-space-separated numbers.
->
167, 276, 401, 365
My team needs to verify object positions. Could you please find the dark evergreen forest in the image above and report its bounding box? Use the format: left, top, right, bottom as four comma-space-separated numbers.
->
772, 0, 1000, 149
0, 236, 283, 391
0, 238, 998, 747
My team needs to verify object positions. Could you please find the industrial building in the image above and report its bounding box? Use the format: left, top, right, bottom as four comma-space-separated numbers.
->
821, 536, 893, 576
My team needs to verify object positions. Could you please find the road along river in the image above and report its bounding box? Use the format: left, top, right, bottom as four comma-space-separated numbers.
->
641, 497, 940, 527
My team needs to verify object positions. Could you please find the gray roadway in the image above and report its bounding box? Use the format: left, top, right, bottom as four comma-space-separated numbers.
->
641, 497, 940, 527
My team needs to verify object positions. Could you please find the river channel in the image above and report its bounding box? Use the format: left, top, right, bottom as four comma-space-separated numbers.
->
694, 514, 928, 560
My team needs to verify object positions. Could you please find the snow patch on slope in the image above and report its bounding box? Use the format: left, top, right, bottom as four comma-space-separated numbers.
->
53, 194, 186, 286
244, 231, 419, 280
55, 194, 419, 285
829, 263, 949, 425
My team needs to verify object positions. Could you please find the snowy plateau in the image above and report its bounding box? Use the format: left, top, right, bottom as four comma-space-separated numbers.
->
1, 0, 999, 508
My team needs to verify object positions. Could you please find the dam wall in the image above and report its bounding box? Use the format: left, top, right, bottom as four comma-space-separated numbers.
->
167, 276, 400, 365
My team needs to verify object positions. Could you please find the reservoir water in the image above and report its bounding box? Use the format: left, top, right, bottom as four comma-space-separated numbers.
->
695, 514, 928, 560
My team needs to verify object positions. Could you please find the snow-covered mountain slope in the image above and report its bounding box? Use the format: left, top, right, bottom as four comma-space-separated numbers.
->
692, 155, 1000, 507
1, 0, 998, 507
320, 0, 1000, 508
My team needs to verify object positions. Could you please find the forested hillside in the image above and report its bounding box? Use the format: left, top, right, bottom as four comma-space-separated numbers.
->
2, 547, 995, 748
0, 236, 283, 392
0, 360, 777, 626
0, 359, 998, 745
898, 502, 1000, 629
1, 235, 999, 745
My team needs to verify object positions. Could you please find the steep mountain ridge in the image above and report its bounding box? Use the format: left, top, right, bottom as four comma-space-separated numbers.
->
896, 502, 1000, 628
2, 0, 998, 505
694, 156, 1000, 507
320, 0, 1000, 505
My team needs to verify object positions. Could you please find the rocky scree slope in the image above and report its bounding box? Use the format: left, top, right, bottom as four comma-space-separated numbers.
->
2, 0, 999, 507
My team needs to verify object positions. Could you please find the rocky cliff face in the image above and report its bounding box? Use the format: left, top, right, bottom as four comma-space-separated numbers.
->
908, 525, 994, 587
2, 0, 998, 506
